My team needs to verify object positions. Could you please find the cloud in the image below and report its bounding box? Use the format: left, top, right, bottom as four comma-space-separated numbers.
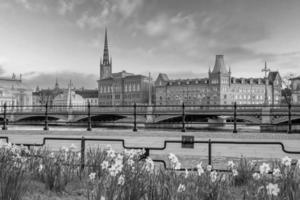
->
23, 71, 98, 89
76, 0, 144, 29
58, 0, 84, 15
13, 0, 48, 12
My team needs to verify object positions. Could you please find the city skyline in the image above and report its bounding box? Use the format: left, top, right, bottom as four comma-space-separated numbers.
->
1, 0, 300, 89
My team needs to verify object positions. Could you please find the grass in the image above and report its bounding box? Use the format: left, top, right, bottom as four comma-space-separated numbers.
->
0, 141, 300, 200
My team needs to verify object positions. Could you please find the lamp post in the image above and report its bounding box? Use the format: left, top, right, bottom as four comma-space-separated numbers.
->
262, 61, 270, 105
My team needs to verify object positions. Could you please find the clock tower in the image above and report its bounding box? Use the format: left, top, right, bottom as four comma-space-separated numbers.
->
100, 28, 112, 80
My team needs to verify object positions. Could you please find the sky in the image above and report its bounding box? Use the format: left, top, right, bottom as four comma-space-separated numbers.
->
0, 0, 300, 89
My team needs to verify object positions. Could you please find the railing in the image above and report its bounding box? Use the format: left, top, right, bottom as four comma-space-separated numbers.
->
1, 136, 300, 172
1, 102, 300, 133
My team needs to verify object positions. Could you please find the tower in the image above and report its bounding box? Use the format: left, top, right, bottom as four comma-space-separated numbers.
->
100, 28, 112, 80
209, 55, 230, 105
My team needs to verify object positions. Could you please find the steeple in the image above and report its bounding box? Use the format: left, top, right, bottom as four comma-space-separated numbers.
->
103, 27, 110, 65
212, 55, 228, 74
99, 27, 112, 80
54, 78, 59, 90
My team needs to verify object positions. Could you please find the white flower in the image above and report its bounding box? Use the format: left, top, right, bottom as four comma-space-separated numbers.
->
127, 158, 134, 167
266, 183, 280, 196
168, 153, 179, 163
69, 143, 76, 151
101, 161, 109, 170
61, 146, 69, 152
89, 172, 96, 181
232, 169, 238, 176
177, 184, 186, 193
168, 153, 181, 170
145, 157, 155, 172
259, 163, 271, 175
77, 152, 81, 158
118, 175, 125, 185
100, 196, 105, 200
106, 147, 116, 158
196, 162, 204, 176
252, 172, 261, 180
281, 156, 292, 167
184, 168, 189, 178
221, 174, 227, 182
49, 152, 55, 158
272, 168, 281, 178
210, 171, 218, 183
227, 160, 235, 169
38, 164, 44, 172
207, 165, 212, 172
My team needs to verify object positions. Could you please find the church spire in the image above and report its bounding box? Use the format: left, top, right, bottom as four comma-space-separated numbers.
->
103, 27, 110, 65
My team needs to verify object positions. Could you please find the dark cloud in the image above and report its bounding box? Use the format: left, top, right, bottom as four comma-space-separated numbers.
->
23, 71, 98, 90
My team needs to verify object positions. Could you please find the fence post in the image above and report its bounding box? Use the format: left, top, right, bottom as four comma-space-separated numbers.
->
233, 102, 237, 133
181, 103, 186, 132
133, 103, 137, 132
43, 103, 49, 131
208, 139, 212, 166
87, 101, 92, 131
288, 103, 292, 134
2, 103, 7, 130
80, 136, 85, 171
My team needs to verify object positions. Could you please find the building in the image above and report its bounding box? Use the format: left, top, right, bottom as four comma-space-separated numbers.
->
290, 76, 300, 104
75, 89, 98, 106
97, 29, 153, 105
0, 74, 32, 111
53, 81, 86, 111
32, 79, 63, 108
155, 55, 282, 106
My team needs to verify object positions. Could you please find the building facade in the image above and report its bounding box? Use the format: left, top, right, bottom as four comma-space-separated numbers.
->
155, 55, 282, 106
0, 74, 32, 111
290, 76, 300, 104
97, 29, 153, 106
75, 89, 98, 106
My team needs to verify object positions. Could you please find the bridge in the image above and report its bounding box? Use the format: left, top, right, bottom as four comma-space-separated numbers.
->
1, 103, 300, 132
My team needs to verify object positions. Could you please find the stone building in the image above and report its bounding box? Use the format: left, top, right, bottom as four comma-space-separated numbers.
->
53, 81, 86, 111
290, 76, 300, 104
0, 74, 32, 111
155, 55, 282, 106
97, 29, 153, 106
75, 89, 98, 106
32, 79, 63, 108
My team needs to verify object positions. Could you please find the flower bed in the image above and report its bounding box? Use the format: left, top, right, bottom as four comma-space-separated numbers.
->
0, 141, 300, 200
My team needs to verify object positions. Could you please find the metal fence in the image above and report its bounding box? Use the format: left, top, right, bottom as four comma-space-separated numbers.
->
1, 102, 300, 133
1, 136, 300, 172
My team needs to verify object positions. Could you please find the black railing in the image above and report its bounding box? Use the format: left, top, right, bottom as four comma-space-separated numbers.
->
1, 136, 300, 171
1, 103, 300, 133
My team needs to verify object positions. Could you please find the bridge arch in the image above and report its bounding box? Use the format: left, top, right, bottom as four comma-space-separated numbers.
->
14, 115, 66, 122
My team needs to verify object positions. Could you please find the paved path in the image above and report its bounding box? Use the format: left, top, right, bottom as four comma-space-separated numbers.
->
1, 129, 300, 169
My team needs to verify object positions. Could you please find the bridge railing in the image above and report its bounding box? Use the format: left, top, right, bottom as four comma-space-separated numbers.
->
1, 103, 300, 133
1, 136, 300, 172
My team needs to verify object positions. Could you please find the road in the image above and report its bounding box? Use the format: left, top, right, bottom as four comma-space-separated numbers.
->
1, 129, 300, 169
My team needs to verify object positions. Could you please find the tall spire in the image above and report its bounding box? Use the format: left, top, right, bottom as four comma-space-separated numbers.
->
103, 27, 110, 65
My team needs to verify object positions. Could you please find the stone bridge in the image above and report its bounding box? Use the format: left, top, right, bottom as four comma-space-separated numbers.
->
1, 105, 299, 127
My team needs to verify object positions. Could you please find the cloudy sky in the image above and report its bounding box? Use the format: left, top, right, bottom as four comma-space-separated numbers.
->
1, 0, 300, 89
